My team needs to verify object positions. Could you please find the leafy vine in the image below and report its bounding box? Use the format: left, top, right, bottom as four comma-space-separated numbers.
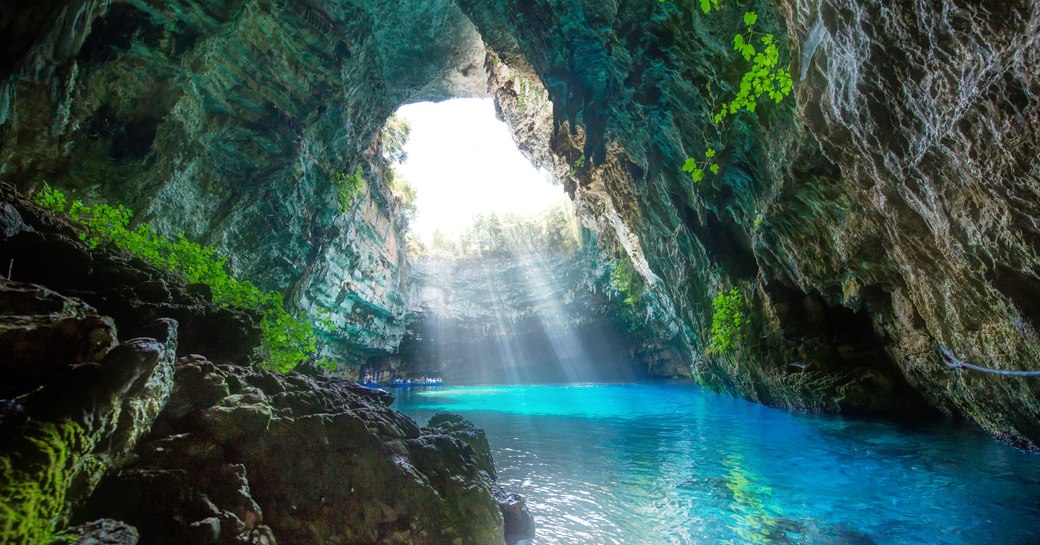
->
661, 1, 794, 184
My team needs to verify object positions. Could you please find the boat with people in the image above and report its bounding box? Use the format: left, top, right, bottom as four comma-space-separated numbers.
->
360, 371, 444, 389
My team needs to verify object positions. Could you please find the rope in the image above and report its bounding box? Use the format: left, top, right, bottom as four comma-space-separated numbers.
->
939, 345, 1040, 377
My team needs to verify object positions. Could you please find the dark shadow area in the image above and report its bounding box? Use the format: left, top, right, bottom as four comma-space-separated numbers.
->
988, 264, 1040, 340
686, 210, 758, 280
762, 278, 935, 416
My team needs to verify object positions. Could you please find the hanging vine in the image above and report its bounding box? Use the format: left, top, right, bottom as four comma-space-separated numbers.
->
661, 1, 794, 184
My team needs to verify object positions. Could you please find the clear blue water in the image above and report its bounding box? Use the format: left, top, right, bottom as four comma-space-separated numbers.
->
392, 382, 1040, 545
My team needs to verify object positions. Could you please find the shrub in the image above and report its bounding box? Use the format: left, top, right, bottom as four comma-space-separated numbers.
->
32, 184, 326, 373
33, 182, 67, 214
710, 288, 745, 353
334, 167, 365, 214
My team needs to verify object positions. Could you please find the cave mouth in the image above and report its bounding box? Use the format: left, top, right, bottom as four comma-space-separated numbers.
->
378, 97, 645, 385
391, 97, 572, 251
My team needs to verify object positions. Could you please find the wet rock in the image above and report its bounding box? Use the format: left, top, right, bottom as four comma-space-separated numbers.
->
65, 519, 139, 545
494, 488, 536, 545
428, 412, 536, 545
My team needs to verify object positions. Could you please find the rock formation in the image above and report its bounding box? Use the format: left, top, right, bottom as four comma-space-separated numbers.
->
456, 0, 1040, 449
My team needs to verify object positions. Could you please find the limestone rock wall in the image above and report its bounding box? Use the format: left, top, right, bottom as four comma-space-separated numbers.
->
458, 0, 1040, 447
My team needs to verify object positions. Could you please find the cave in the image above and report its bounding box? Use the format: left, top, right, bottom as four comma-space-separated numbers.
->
1, 1, 1040, 544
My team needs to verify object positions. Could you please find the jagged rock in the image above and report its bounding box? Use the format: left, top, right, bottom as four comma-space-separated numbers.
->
427, 412, 536, 545
0, 280, 176, 543
494, 488, 536, 545
81, 356, 510, 545
65, 519, 139, 545
0, 183, 263, 363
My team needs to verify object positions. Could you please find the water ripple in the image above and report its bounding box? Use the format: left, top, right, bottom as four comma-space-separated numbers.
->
395, 383, 1040, 545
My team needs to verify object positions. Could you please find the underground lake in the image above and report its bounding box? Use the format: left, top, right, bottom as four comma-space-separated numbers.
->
394, 383, 1040, 545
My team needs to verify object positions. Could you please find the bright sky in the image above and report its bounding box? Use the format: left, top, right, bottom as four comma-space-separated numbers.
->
394, 98, 566, 243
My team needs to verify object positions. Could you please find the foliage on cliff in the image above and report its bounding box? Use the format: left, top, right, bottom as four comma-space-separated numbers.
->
334, 167, 365, 214
380, 114, 412, 165
609, 257, 641, 308
33, 184, 323, 372
662, 1, 794, 184
709, 288, 745, 354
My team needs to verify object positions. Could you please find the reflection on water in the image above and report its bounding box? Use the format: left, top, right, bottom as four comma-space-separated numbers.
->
722, 454, 780, 545
393, 383, 1040, 545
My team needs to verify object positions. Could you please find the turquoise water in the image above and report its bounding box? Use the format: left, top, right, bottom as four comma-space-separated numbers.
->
392, 383, 1040, 545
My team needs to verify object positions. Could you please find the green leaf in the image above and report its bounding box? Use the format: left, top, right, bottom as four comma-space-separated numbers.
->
700, 0, 710, 13
710, 164, 720, 174
682, 157, 698, 173
691, 168, 705, 182
762, 34, 773, 45
705, 148, 716, 158
742, 44, 756, 61
743, 11, 758, 26
733, 34, 745, 51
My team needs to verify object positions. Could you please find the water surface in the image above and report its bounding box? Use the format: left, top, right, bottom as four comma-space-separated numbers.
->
393, 382, 1040, 545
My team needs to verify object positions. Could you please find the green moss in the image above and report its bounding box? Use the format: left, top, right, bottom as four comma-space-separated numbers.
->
0, 420, 89, 545
710, 288, 745, 354
32, 184, 320, 373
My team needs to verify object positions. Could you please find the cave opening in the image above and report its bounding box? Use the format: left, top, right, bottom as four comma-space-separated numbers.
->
367, 97, 646, 386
